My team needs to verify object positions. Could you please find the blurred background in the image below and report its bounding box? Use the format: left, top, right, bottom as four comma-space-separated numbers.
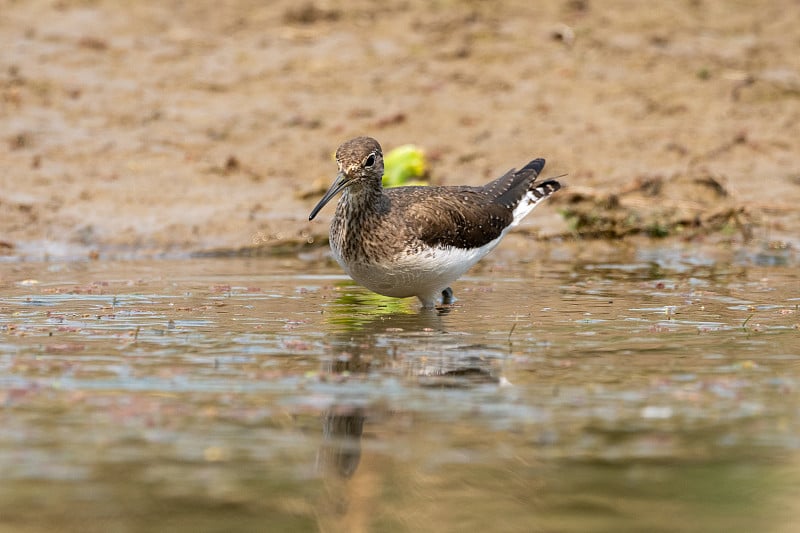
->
2, 0, 798, 259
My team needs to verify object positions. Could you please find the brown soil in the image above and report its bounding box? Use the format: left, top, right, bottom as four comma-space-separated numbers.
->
2, 0, 799, 259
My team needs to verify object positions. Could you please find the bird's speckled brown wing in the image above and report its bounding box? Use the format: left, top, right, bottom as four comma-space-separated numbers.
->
385, 158, 546, 250
386, 186, 513, 250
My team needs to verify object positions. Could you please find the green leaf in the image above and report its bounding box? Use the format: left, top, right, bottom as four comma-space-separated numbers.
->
382, 145, 428, 188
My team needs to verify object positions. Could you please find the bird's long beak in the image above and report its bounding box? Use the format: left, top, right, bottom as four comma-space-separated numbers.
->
309, 171, 350, 221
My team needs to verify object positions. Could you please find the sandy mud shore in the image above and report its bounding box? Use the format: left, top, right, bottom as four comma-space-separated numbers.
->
1, 0, 798, 259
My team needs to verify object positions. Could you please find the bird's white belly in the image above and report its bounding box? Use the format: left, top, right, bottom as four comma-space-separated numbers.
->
333, 238, 502, 299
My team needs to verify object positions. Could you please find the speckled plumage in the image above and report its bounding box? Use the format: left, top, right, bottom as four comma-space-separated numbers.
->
309, 136, 561, 308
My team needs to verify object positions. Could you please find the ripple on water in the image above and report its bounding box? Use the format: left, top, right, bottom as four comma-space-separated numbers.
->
0, 251, 797, 531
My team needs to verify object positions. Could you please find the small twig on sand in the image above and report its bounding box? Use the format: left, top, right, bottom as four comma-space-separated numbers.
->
508, 322, 517, 343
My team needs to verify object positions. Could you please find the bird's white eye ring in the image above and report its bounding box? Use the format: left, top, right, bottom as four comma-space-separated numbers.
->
364, 153, 376, 167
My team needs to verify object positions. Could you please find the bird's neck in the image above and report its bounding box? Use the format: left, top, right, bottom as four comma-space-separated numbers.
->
331, 183, 390, 263
337, 183, 387, 219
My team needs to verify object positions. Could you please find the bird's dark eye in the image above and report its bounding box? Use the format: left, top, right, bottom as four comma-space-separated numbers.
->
364, 154, 376, 167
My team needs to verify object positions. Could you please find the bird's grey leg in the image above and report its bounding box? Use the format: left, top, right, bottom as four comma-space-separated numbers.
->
441, 287, 454, 305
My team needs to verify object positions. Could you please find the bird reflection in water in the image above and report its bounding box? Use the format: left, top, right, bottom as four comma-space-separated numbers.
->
316, 404, 366, 479
313, 308, 504, 528
315, 347, 372, 479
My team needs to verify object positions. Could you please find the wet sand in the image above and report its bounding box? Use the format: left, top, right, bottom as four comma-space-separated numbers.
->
1, 0, 799, 259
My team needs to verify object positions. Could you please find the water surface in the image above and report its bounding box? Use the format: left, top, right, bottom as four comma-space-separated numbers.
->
1, 243, 798, 532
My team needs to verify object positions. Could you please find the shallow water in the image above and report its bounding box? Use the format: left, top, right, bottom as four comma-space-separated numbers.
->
1, 242, 798, 532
